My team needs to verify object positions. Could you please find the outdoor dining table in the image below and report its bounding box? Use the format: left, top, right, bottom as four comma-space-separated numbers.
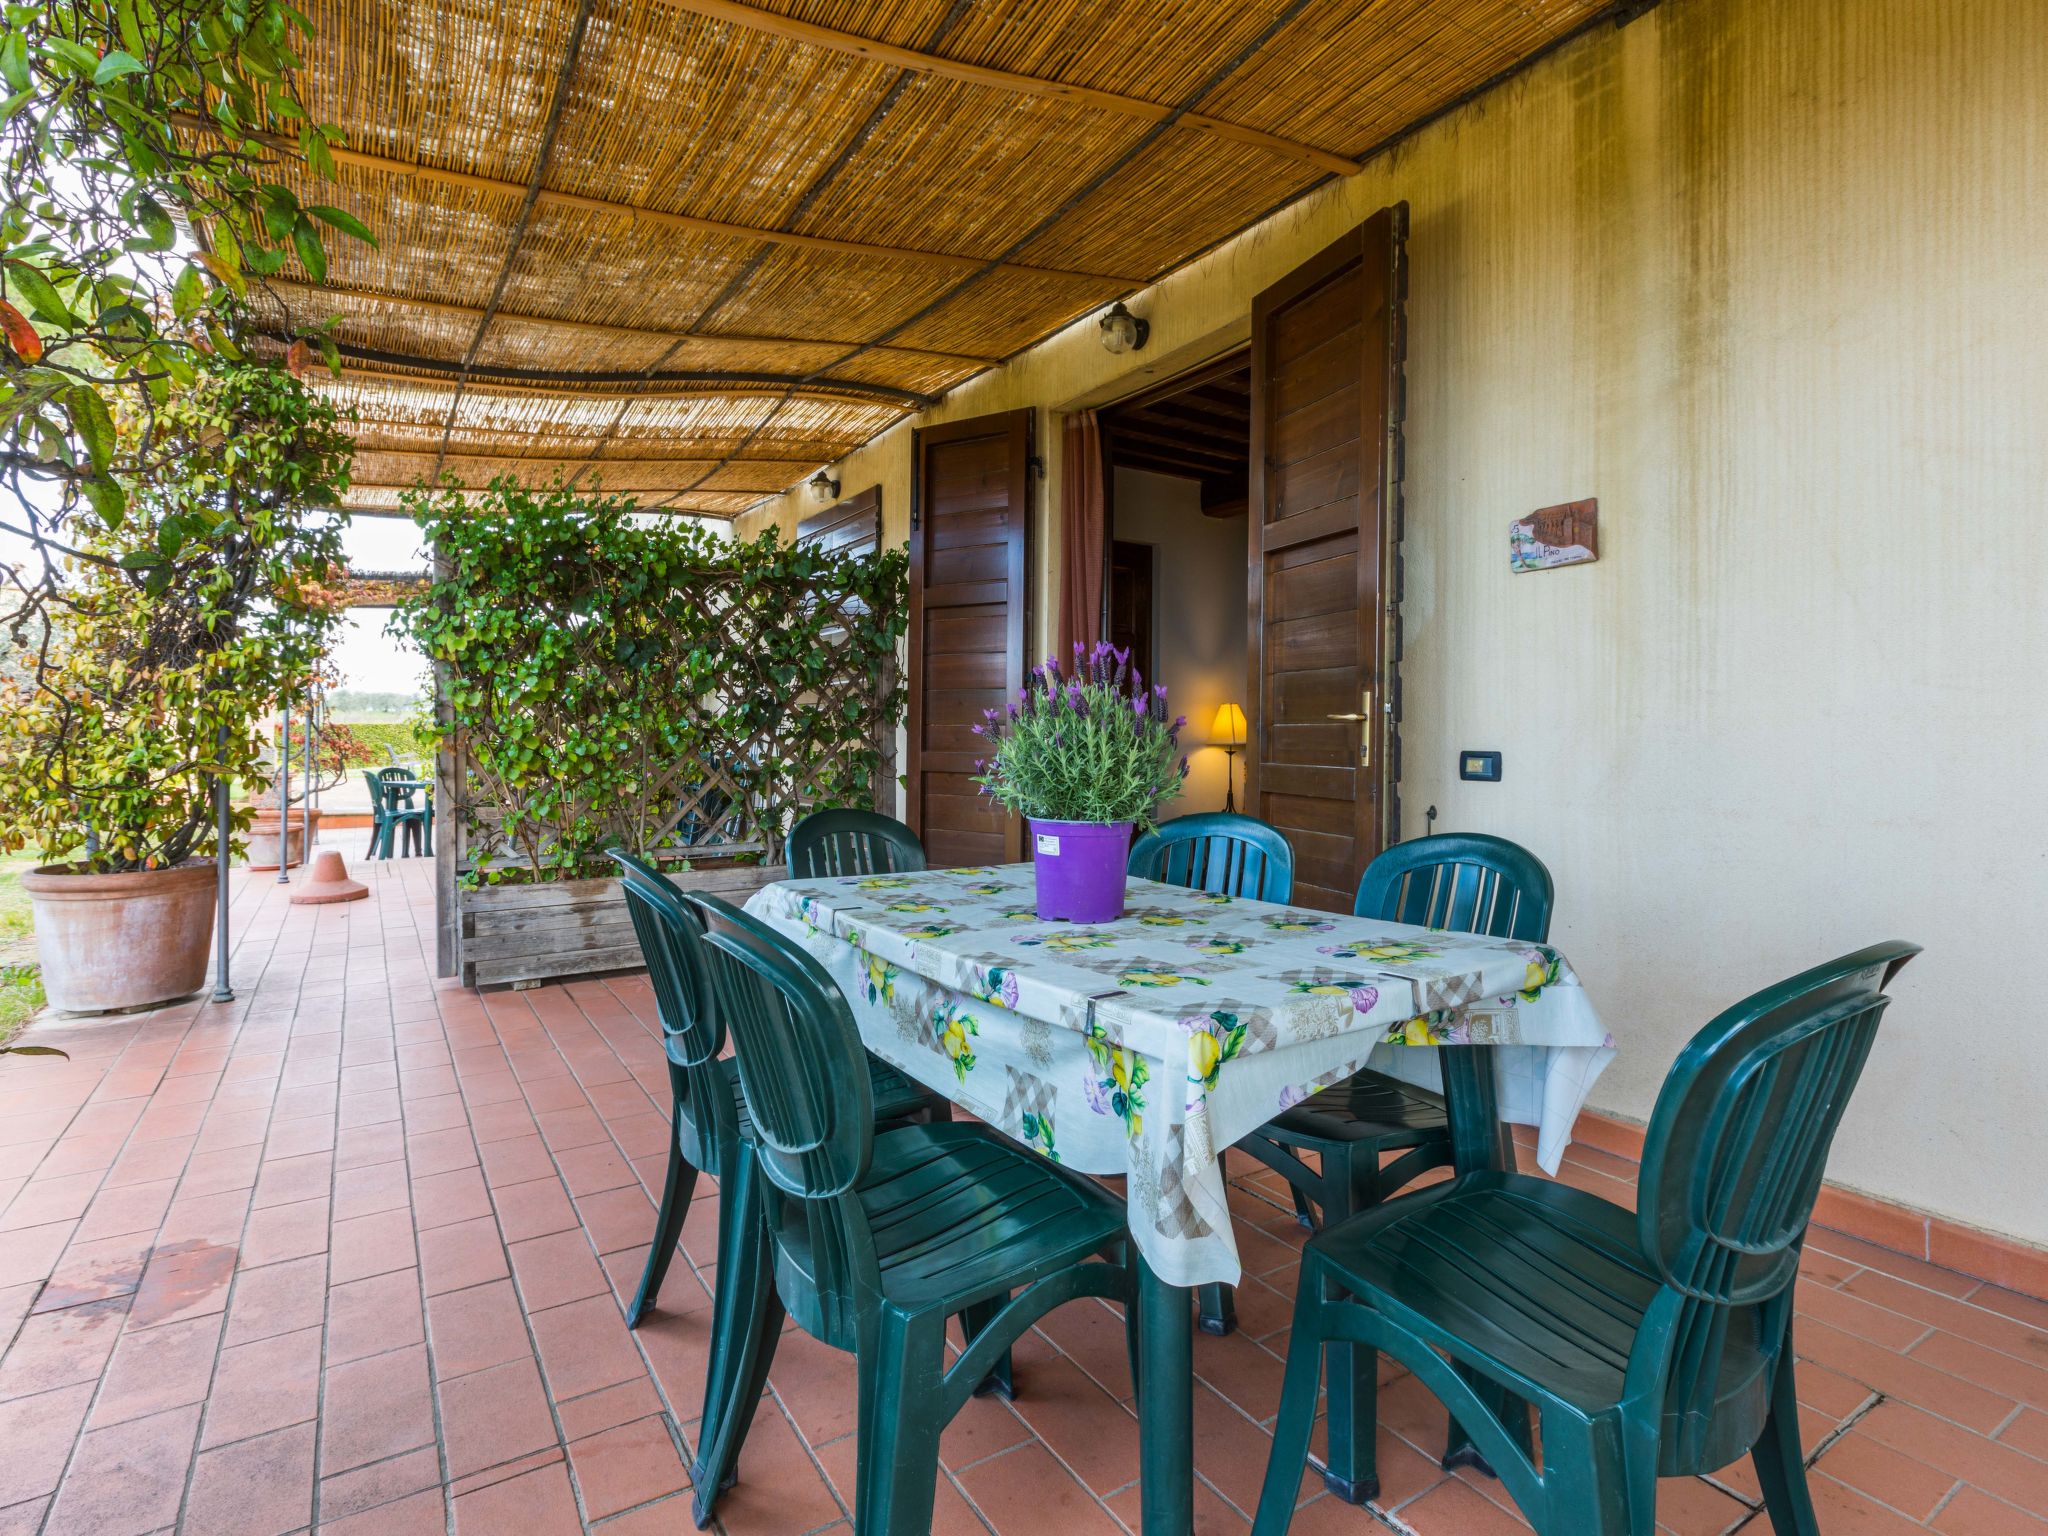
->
746, 860, 1614, 1535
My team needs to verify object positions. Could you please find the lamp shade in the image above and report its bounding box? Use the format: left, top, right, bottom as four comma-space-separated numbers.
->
1213, 702, 1247, 747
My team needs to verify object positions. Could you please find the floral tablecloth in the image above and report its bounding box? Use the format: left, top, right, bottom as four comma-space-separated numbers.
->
746, 864, 1614, 1287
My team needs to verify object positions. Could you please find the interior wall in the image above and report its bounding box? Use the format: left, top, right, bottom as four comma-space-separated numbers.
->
1110, 468, 1249, 816
737, 0, 2048, 1247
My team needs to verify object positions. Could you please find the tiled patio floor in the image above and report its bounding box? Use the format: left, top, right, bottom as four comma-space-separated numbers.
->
4, 842, 2047, 1536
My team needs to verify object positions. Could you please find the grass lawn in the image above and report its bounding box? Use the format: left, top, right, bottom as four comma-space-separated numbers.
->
0, 857, 45, 1048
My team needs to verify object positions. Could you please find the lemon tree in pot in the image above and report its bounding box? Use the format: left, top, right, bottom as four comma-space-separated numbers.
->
0, 361, 353, 1011
973, 641, 1188, 922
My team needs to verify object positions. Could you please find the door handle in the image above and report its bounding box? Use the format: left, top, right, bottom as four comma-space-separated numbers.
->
1326, 691, 1372, 766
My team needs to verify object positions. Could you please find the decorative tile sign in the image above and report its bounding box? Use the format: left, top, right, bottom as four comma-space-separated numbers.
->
1510, 498, 1598, 572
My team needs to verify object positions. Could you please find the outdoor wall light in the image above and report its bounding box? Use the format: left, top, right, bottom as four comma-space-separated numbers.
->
808, 470, 840, 503
1098, 301, 1150, 355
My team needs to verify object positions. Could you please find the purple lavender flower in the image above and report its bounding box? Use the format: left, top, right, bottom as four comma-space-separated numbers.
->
1068, 683, 1087, 715
1130, 696, 1147, 720
1178, 757, 1190, 778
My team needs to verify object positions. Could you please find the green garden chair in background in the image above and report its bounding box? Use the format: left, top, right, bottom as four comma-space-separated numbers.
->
1199, 832, 1552, 1493
684, 890, 1139, 1535
606, 853, 949, 1517
1127, 811, 1295, 901
785, 808, 926, 878
1251, 940, 1921, 1536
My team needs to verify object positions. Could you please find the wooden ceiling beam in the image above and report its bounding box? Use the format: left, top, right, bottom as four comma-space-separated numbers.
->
261, 279, 1000, 365
183, 116, 1141, 285
321, 357, 913, 415
658, 0, 1360, 177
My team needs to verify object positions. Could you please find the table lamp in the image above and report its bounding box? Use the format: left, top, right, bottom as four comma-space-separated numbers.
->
1213, 702, 1247, 813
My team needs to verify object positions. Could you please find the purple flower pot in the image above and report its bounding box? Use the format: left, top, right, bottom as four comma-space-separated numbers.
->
1028, 818, 1133, 923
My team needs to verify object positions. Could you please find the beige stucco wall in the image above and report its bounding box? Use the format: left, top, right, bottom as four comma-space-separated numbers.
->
739, 0, 2048, 1247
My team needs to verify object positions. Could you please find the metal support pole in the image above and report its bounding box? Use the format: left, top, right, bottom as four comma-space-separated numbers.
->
276, 706, 292, 885
303, 702, 315, 858
212, 732, 234, 1001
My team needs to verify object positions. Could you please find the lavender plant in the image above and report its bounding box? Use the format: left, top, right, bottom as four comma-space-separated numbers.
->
973, 642, 1189, 830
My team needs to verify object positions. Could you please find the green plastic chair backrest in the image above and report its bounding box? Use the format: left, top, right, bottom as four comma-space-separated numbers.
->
1128, 812, 1294, 902
1352, 833, 1553, 941
785, 809, 927, 880
607, 850, 722, 1069
360, 770, 388, 811
1634, 940, 1920, 1469
688, 892, 876, 1199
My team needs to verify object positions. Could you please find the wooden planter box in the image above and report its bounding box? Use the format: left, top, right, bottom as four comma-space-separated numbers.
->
456, 861, 785, 988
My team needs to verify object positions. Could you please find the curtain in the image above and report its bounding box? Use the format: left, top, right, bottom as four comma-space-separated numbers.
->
1056, 409, 1107, 666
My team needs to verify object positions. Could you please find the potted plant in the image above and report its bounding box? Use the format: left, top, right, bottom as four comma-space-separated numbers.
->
974, 642, 1188, 922
0, 361, 353, 1011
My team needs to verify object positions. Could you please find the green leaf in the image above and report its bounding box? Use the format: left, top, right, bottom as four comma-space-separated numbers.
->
171, 262, 205, 319
82, 475, 125, 527
0, 1046, 70, 1059
6, 260, 73, 326
0, 31, 27, 92
305, 204, 376, 248
45, 37, 99, 76
64, 385, 115, 472
290, 215, 326, 284
133, 192, 175, 250
0, 83, 32, 121
118, 550, 158, 571
92, 50, 144, 85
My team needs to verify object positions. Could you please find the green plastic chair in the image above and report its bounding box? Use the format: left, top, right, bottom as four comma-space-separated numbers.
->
359, 770, 391, 857
684, 890, 1139, 1535
786, 808, 926, 879
1206, 832, 1554, 1494
1251, 940, 1921, 1535
371, 766, 430, 857
1127, 811, 1294, 902
606, 853, 947, 1513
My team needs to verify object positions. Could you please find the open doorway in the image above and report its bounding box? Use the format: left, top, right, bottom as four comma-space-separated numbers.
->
1101, 353, 1251, 816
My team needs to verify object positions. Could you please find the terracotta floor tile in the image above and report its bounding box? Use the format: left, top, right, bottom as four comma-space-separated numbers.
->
531, 1292, 647, 1401
1913, 1329, 2048, 1412
1998, 1407, 2048, 1461
0, 1382, 95, 1507
421, 1214, 513, 1296
557, 1376, 668, 1442
241, 1195, 333, 1268
183, 1421, 317, 1536
1853, 1399, 2048, 1517
224, 1252, 328, 1346
427, 1276, 535, 1380
567, 1415, 690, 1520
708, 1394, 849, 1536
326, 1266, 426, 1365
1391, 1474, 1532, 1532
330, 1205, 419, 1284
1806, 1470, 1936, 1534
555, 1140, 638, 1196
439, 1355, 561, 1479
956, 1441, 1124, 1536
1005, 1351, 1141, 1495
481, 1134, 558, 1189
1796, 1315, 2018, 1431
203, 1322, 323, 1449
412, 1164, 493, 1230
1931, 1487, 2048, 1536
452, 1460, 584, 1535
0, 1295, 128, 1400
1816, 1427, 1961, 1520
406, 1126, 481, 1178
90, 1311, 223, 1428
1654, 1475, 1754, 1535
495, 1175, 582, 1243
253, 1150, 335, 1209
43, 1402, 201, 1536
320, 1342, 436, 1474
573, 1183, 655, 1253
510, 1228, 611, 1312
316, 1485, 448, 1536
330, 1158, 410, 1223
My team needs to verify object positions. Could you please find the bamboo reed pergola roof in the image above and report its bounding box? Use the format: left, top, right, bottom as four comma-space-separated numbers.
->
238, 0, 1622, 518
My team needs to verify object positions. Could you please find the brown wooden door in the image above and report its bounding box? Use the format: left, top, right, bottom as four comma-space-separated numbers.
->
1246, 205, 1408, 910
907, 410, 1032, 866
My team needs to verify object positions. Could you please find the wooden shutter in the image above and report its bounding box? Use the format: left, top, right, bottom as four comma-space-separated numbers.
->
907, 411, 1032, 866
1246, 205, 1408, 910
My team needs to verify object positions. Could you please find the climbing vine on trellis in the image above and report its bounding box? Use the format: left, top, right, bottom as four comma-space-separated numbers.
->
392, 479, 908, 884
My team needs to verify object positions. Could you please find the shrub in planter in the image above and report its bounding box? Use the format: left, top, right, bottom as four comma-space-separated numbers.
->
0, 360, 353, 1010
393, 478, 909, 887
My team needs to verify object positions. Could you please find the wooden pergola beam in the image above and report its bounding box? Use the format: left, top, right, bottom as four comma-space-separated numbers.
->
261, 279, 1000, 365
660, 0, 1360, 177
186, 117, 1142, 286
322, 357, 913, 413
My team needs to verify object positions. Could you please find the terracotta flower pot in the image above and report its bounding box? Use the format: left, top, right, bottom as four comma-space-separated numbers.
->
22, 859, 217, 1014
244, 806, 321, 870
